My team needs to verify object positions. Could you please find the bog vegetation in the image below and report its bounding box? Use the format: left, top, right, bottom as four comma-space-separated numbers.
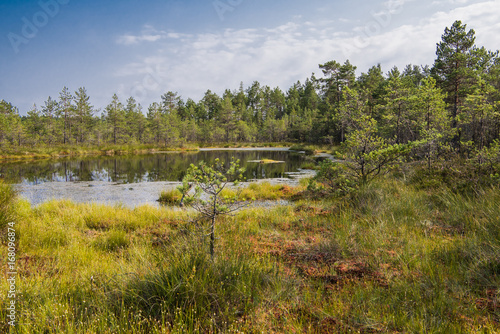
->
0, 20, 500, 333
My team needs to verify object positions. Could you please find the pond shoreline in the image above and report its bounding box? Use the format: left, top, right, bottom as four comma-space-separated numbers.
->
10, 148, 319, 207
15, 173, 315, 208
0, 144, 297, 162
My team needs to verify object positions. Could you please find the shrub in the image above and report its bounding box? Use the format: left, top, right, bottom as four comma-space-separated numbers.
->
340, 115, 411, 184
308, 160, 357, 197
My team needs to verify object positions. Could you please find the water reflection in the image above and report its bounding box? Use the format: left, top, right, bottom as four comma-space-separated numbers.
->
1, 149, 307, 185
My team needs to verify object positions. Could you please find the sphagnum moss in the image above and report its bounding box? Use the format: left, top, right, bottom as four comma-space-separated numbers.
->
1, 179, 499, 332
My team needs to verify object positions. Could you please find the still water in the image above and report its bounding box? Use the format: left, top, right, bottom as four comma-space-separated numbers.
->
2, 148, 314, 207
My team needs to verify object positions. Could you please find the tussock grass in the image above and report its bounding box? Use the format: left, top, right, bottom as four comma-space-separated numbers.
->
300, 161, 317, 169
92, 230, 130, 251
289, 144, 318, 155
0, 180, 16, 235
238, 181, 300, 200
159, 181, 302, 205
1, 177, 499, 332
289, 143, 337, 155
158, 189, 183, 205
111, 237, 287, 332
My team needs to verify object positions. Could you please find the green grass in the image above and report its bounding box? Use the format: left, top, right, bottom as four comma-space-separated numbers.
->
248, 158, 285, 164
159, 181, 303, 205
158, 189, 183, 205
238, 181, 299, 200
1, 176, 499, 333
218, 181, 301, 201
0, 181, 16, 234
196, 142, 293, 149
0, 144, 200, 161
300, 161, 317, 169
289, 144, 337, 155
0, 142, 298, 161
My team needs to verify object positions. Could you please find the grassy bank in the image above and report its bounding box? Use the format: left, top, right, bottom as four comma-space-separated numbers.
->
289, 144, 340, 156
197, 142, 293, 149
1, 178, 499, 333
0, 144, 201, 161
159, 181, 304, 205
0, 142, 299, 162
0, 142, 336, 162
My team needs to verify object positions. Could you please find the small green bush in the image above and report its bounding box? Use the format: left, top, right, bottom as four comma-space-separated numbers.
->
308, 160, 357, 197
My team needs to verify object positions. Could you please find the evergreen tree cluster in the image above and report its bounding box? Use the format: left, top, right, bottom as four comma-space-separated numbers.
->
1, 21, 499, 152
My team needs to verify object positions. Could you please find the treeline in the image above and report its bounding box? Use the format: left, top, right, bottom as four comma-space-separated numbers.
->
1, 21, 499, 151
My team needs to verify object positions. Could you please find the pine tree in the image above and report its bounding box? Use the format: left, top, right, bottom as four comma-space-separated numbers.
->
380, 69, 415, 143
161, 92, 181, 146
413, 77, 449, 169
0, 100, 20, 146
432, 20, 477, 131
41, 96, 59, 144
147, 102, 163, 144
218, 95, 237, 142
74, 87, 94, 144
57, 86, 74, 144
358, 64, 386, 118
105, 94, 125, 144
26, 104, 43, 145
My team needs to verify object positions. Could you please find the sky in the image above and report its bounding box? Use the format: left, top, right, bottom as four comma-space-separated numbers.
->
1, 0, 499, 115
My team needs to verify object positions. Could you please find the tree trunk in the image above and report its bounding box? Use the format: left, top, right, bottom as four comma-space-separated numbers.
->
210, 215, 215, 259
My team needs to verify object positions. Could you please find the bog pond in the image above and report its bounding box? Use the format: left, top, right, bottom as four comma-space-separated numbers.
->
2, 148, 319, 207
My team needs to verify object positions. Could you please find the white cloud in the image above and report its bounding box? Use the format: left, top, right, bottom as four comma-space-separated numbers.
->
114, 0, 500, 105
117, 33, 164, 45
116, 25, 171, 45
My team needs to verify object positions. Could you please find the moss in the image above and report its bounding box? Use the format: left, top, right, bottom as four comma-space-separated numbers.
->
3, 178, 500, 333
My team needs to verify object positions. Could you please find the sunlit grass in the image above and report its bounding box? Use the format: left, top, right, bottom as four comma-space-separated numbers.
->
159, 181, 304, 204
0, 180, 16, 233
1, 177, 499, 332
0, 143, 200, 161
158, 188, 183, 205
238, 181, 299, 200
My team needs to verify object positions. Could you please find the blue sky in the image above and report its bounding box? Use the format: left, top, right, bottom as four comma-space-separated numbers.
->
1, 0, 499, 114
